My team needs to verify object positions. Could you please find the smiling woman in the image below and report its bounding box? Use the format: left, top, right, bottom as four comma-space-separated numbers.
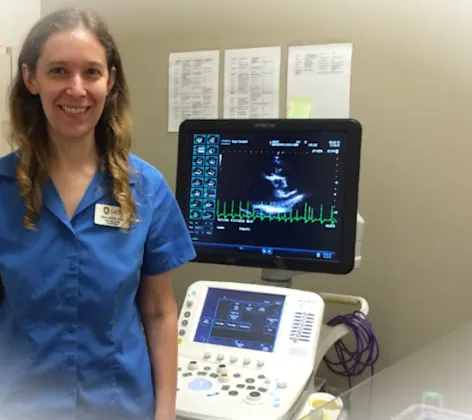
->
0, 7, 195, 420
8, 8, 132, 226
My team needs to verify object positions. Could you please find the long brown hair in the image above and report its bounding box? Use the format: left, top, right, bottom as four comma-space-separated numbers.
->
8, 8, 137, 229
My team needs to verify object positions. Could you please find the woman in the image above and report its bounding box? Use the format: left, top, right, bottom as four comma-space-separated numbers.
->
0, 7, 195, 420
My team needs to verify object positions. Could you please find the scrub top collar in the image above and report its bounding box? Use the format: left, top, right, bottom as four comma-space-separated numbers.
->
0, 151, 139, 185
0, 151, 140, 232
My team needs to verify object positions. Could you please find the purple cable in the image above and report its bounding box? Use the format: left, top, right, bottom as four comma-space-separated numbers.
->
323, 310, 379, 388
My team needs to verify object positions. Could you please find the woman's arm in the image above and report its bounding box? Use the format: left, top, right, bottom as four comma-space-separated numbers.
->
140, 271, 179, 420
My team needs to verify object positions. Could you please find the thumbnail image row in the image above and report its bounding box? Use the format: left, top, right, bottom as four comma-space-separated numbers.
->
192, 177, 217, 188
193, 134, 220, 145
192, 166, 217, 177
190, 209, 216, 220
193, 156, 218, 166
190, 188, 216, 199
194, 144, 219, 156
190, 199, 216, 210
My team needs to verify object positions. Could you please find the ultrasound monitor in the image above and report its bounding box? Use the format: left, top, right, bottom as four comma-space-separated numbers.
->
175, 119, 362, 275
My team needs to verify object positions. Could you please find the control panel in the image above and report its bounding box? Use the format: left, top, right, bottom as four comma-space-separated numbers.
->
176, 281, 325, 420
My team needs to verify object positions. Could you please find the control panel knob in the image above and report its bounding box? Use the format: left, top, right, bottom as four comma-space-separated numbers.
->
256, 360, 264, 367
203, 352, 211, 359
243, 357, 251, 365
188, 361, 198, 371
218, 373, 230, 383
217, 353, 224, 361
217, 364, 228, 374
277, 379, 287, 389
229, 356, 238, 363
245, 391, 263, 404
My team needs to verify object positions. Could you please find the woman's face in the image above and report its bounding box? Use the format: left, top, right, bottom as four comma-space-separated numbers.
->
22, 29, 116, 143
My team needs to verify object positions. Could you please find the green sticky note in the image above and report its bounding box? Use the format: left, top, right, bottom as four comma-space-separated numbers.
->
287, 98, 312, 118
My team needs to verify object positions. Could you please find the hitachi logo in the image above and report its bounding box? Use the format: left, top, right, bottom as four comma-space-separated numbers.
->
254, 122, 276, 128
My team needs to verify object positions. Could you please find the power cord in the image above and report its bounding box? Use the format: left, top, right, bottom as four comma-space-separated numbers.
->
323, 310, 379, 388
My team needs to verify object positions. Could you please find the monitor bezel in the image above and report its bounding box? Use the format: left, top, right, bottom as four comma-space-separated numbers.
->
176, 118, 362, 275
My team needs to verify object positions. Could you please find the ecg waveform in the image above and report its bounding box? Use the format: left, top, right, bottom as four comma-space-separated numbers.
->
216, 200, 338, 225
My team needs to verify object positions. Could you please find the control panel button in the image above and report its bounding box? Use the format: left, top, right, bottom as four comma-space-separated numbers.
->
230, 356, 238, 363
186, 299, 194, 308
243, 357, 251, 365
245, 391, 263, 404
256, 360, 264, 367
203, 351, 211, 359
217, 364, 228, 374
277, 379, 287, 389
217, 354, 224, 361
188, 378, 212, 392
188, 361, 198, 371
218, 373, 230, 383
184, 312, 191, 318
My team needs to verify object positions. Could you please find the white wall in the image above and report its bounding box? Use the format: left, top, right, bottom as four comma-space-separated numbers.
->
0, 0, 41, 156
0, 0, 41, 48
0, 53, 12, 157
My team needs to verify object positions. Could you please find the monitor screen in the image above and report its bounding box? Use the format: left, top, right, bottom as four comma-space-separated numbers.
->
176, 119, 362, 274
193, 287, 286, 352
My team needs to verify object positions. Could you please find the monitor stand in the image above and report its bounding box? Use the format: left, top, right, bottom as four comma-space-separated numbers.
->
257, 268, 298, 289
254, 268, 369, 396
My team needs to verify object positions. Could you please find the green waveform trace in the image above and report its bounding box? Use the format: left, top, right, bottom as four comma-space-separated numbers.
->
216, 200, 338, 224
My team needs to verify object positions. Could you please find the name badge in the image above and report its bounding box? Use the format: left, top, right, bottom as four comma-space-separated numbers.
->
94, 204, 125, 228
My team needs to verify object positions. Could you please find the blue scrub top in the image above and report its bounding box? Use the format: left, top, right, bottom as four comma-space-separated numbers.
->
0, 151, 196, 420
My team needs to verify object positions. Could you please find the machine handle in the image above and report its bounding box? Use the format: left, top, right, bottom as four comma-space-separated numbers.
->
318, 292, 369, 316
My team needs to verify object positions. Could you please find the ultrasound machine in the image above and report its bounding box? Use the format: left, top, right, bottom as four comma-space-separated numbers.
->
173, 118, 367, 420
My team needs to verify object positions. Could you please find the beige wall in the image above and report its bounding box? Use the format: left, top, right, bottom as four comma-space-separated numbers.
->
0, 0, 41, 47
0, 0, 42, 155
40, 0, 472, 386
0, 53, 12, 157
